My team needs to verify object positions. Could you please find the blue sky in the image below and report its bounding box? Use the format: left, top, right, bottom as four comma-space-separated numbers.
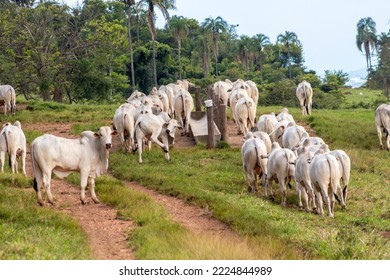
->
64, 0, 390, 76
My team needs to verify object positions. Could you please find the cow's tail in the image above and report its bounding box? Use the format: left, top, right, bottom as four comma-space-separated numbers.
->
245, 99, 255, 129
30, 142, 38, 192
326, 156, 339, 204
2, 130, 11, 168
302, 84, 309, 115
10, 87, 16, 114
256, 144, 267, 187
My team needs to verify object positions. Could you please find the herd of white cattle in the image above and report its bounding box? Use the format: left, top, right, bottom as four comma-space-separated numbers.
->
1, 79, 388, 218
242, 108, 351, 218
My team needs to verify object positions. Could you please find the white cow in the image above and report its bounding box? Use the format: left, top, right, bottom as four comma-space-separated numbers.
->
0, 85, 16, 115
127, 90, 146, 103
329, 149, 351, 206
229, 88, 249, 125
374, 103, 390, 149
245, 80, 259, 108
113, 103, 136, 153
276, 107, 295, 122
269, 120, 295, 146
213, 80, 233, 106
159, 85, 175, 117
0, 121, 26, 175
251, 131, 272, 154
173, 89, 194, 135
234, 96, 256, 136
176, 79, 195, 91
30, 126, 117, 206
296, 80, 313, 115
266, 142, 297, 206
309, 151, 343, 217
256, 113, 278, 141
294, 148, 316, 211
150, 87, 169, 114
281, 124, 308, 149
134, 113, 172, 164
241, 132, 268, 194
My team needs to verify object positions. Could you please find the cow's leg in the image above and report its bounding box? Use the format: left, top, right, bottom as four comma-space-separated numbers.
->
42, 172, 54, 204
150, 132, 169, 160
137, 136, 143, 164
34, 173, 44, 206
314, 187, 324, 216
0, 151, 5, 172
80, 172, 88, 204
10, 154, 17, 174
295, 181, 305, 210
306, 183, 317, 211
328, 187, 336, 218
21, 150, 26, 176
88, 177, 100, 204
320, 185, 333, 218
376, 125, 383, 148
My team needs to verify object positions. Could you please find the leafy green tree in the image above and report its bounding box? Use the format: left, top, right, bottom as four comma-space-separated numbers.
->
136, 0, 176, 86
201, 16, 228, 77
277, 31, 301, 80
321, 70, 349, 92
124, 0, 136, 87
170, 15, 188, 79
356, 17, 377, 74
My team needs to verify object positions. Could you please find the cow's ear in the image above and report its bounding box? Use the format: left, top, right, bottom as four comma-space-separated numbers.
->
94, 132, 100, 138
111, 130, 118, 136
162, 123, 168, 128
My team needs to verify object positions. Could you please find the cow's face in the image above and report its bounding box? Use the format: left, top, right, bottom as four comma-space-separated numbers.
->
166, 119, 178, 139
95, 126, 116, 150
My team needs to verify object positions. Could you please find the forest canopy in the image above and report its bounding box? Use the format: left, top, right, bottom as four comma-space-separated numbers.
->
0, 0, 389, 107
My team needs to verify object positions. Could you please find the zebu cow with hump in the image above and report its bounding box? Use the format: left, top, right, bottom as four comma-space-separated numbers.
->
296, 80, 313, 115
173, 89, 194, 135
0, 84, 16, 115
0, 121, 27, 175
30, 126, 117, 206
256, 113, 278, 141
241, 132, 268, 194
374, 104, 390, 149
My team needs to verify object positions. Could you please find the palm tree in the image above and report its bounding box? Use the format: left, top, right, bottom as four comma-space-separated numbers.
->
170, 15, 188, 80
137, 0, 176, 87
277, 31, 300, 80
124, 0, 136, 88
201, 16, 228, 77
356, 17, 377, 74
238, 35, 251, 79
252, 33, 270, 71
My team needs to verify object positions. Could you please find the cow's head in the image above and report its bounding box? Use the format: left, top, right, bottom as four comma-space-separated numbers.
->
95, 126, 117, 150
164, 119, 178, 139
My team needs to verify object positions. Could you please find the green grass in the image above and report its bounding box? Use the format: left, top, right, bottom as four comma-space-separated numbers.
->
0, 174, 92, 260
0, 97, 388, 259
67, 174, 287, 259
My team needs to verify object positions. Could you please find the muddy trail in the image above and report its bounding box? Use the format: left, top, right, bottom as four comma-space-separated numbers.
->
22, 119, 244, 260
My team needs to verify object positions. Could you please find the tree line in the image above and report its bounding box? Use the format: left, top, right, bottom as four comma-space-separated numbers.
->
0, 0, 388, 106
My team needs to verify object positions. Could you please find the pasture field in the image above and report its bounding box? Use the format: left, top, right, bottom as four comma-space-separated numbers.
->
0, 93, 389, 260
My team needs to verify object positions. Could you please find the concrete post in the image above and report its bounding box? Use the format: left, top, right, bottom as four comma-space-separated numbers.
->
205, 99, 215, 149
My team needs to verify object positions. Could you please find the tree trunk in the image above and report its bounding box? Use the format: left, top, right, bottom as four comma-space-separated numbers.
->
152, 39, 157, 87
178, 39, 182, 80
127, 6, 135, 88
